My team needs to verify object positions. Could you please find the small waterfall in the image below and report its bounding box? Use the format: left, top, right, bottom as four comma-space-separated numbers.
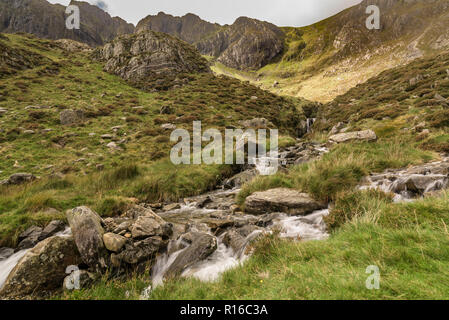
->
142, 208, 330, 298
0, 250, 29, 289
0, 227, 72, 290
306, 118, 316, 133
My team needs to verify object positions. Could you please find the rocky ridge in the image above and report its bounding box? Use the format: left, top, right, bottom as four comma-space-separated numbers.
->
93, 30, 211, 90
0, 0, 134, 47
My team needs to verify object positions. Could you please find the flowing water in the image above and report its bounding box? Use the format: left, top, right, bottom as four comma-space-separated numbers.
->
0, 227, 72, 290
0, 250, 29, 289
149, 197, 330, 293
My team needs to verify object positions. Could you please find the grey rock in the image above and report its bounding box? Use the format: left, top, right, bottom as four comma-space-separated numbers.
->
38, 220, 66, 241
16, 226, 43, 251
95, 30, 210, 86
0, 248, 14, 261
66, 206, 108, 270
3, 173, 36, 186
131, 213, 172, 240
165, 232, 217, 278
0, 236, 82, 299
245, 188, 327, 215
329, 130, 377, 144
110, 236, 167, 266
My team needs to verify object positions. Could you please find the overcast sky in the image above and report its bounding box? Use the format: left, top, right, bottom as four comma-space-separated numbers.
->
48, 0, 363, 26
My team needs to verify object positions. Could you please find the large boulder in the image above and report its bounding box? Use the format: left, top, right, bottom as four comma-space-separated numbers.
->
244, 188, 326, 215
66, 207, 108, 270
165, 232, 217, 278
0, 236, 81, 299
329, 130, 377, 144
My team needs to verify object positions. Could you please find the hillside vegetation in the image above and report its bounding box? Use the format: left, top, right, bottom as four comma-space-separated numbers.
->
213, 0, 449, 102
63, 35, 449, 300
0, 33, 307, 247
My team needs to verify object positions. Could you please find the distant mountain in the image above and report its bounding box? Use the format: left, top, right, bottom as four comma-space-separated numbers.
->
212, 0, 449, 102
136, 12, 220, 44
0, 0, 135, 46
137, 13, 285, 70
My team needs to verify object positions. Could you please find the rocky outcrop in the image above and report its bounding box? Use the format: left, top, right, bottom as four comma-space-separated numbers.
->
245, 188, 327, 215
137, 13, 284, 70
94, 31, 210, 90
0, 236, 81, 299
54, 39, 92, 52
136, 12, 220, 44
197, 17, 284, 70
329, 130, 377, 144
66, 207, 108, 271
0, 0, 134, 47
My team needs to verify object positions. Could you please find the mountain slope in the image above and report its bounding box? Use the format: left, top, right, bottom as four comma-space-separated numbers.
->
136, 12, 220, 44
0, 0, 134, 46
212, 0, 449, 102
137, 13, 285, 70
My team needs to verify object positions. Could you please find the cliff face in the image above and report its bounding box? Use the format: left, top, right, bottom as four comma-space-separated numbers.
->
0, 0, 135, 46
136, 13, 285, 70
197, 17, 285, 70
136, 12, 220, 44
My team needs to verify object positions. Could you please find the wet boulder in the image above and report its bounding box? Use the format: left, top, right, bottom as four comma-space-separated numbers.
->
245, 188, 326, 216
66, 206, 108, 270
165, 232, 217, 278
16, 226, 43, 251
0, 236, 82, 299
389, 174, 449, 195
38, 220, 66, 241
0, 248, 14, 261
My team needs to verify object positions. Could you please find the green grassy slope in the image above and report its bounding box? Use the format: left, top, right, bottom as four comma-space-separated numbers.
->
62, 38, 449, 301
0, 33, 307, 247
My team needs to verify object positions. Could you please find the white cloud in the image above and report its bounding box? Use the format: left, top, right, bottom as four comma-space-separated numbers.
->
48, 0, 362, 26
